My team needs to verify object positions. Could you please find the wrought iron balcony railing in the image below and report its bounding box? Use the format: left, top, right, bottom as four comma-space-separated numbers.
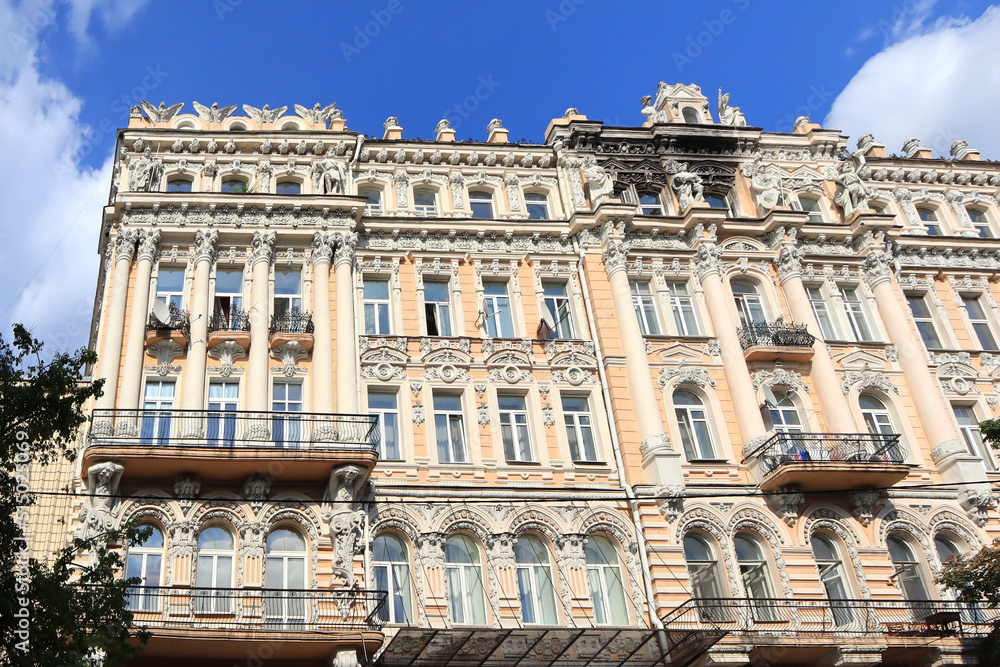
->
208, 308, 250, 333
743, 432, 905, 478
90, 408, 379, 449
121, 586, 386, 632
737, 321, 815, 350
270, 309, 314, 335
146, 308, 190, 336
661, 598, 996, 638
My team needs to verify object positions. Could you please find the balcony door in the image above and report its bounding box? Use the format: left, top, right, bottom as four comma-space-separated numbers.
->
141, 380, 175, 445
213, 268, 244, 329
126, 525, 164, 612
272, 382, 302, 447
812, 534, 855, 628
887, 534, 933, 619
195, 527, 234, 613
732, 280, 767, 328
207, 381, 239, 446
265, 529, 307, 628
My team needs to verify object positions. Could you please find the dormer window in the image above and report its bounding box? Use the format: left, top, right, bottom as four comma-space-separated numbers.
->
167, 178, 192, 193
276, 181, 301, 195
229, 122, 247, 131
638, 191, 664, 216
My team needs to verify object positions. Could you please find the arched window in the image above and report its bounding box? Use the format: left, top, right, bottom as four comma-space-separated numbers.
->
935, 533, 985, 622
195, 526, 234, 613
514, 536, 558, 625
734, 533, 779, 621
731, 280, 767, 327
917, 207, 942, 235
265, 528, 307, 627
525, 192, 550, 220
229, 122, 247, 131
674, 390, 716, 461
859, 394, 895, 435
967, 208, 995, 238
585, 535, 628, 625
812, 534, 855, 627
887, 533, 931, 602
445, 535, 486, 625
767, 394, 803, 434
374, 534, 413, 624
360, 188, 383, 215
469, 190, 494, 219
413, 189, 438, 216
681, 107, 701, 124
638, 191, 664, 216
176, 120, 195, 130
281, 122, 299, 131
126, 524, 164, 611
221, 178, 247, 193
166, 177, 192, 193
684, 534, 731, 621
276, 181, 301, 195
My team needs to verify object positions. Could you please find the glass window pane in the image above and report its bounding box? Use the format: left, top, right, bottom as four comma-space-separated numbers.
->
274, 271, 300, 295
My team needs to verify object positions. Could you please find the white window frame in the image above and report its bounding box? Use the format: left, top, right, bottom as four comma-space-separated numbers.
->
917, 206, 943, 236
413, 188, 438, 217
482, 280, 515, 338
195, 527, 235, 613
630, 280, 661, 335
542, 281, 574, 339
666, 280, 699, 335
276, 180, 302, 195
960, 293, 1000, 351
445, 535, 487, 625
967, 207, 995, 238
586, 536, 629, 625
953, 403, 996, 471
469, 189, 495, 219
562, 394, 599, 463
363, 277, 392, 335
806, 284, 838, 340
213, 267, 245, 327
674, 389, 718, 461
433, 393, 467, 464
731, 279, 768, 327
373, 534, 413, 624
497, 393, 533, 463
360, 188, 383, 215
423, 279, 453, 337
906, 292, 945, 350
368, 389, 401, 460
273, 268, 303, 320
154, 266, 186, 311
637, 190, 665, 216
126, 525, 165, 612
839, 285, 875, 342
524, 192, 550, 220
791, 192, 826, 222
514, 536, 558, 625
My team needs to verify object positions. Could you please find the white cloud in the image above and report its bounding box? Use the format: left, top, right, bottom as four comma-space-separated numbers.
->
826, 6, 1000, 158
0, 0, 147, 352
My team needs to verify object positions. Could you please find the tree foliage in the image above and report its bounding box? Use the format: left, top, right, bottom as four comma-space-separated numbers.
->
0, 324, 149, 666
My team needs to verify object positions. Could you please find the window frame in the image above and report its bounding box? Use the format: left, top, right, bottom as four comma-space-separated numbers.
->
482, 280, 515, 338
514, 535, 559, 625
542, 281, 574, 339
731, 279, 768, 327
497, 393, 533, 463
952, 403, 996, 471
792, 193, 826, 223
213, 267, 245, 328
195, 526, 235, 614
413, 188, 438, 217
917, 206, 943, 236
363, 277, 392, 335
524, 192, 551, 220
812, 533, 857, 627
368, 389, 402, 461
360, 188, 383, 215
585, 535, 630, 625
806, 283, 838, 340
273, 268, 303, 320
673, 389, 718, 461
666, 280, 699, 336
423, 279, 453, 337
166, 177, 193, 193
562, 394, 599, 463
126, 524, 165, 612
468, 189, 495, 220
154, 266, 186, 312
629, 279, 661, 335
960, 293, 1000, 351
839, 285, 875, 343
445, 534, 487, 625
967, 207, 995, 238
433, 393, 468, 464
905, 292, 945, 350
373, 533, 414, 625
276, 180, 302, 195
637, 190, 665, 216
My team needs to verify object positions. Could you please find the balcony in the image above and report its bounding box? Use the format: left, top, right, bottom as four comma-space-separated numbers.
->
120, 586, 385, 663
207, 309, 250, 348
86, 409, 379, 482
145, 308, 190, 347
744, 432, 910, 492
737, 321, 815, 362
270, 308, 314, 350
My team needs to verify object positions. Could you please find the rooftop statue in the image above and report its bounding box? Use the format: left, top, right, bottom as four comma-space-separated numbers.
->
244, 103, 288, 124
294, 103, 339, 125
718, 89, 747, 127
192, 101, 237, 124
139, 99, 183, 124
640, 95, 668, 124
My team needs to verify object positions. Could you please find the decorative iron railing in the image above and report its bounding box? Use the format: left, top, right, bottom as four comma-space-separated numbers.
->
146, 308, 190, 336
120, 586, 386, 632
208, 309, 250, 333
89, 408, 379, 449
270, 309, 314, 335
661, 598, 996, 638
743, 432, 905, 479
737, 321, 815, 350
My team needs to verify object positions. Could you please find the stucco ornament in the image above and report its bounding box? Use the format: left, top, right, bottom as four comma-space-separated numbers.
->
192, 101, 236, 124
656, 485, 685, 523
208, 341, 246, 377
314, 153, 347, 194
128, 148, 162, 192
717, 88, 747, 126
961, 487, 998, 527
140, 99, 183, 124
772, 487, 803, 526
323, 465, 369, 587
78, 462, 124, 562
902, 137, 930, 158
833, 159, 875, 218
850, 489, 880, 526
741, 158, 781, 209
639, 94, 668, 124
951, 140, 978, 160
601, 238, 631, 275
671, 171, 705, 211
581, 156, 614, 205
242, 473, 271, 511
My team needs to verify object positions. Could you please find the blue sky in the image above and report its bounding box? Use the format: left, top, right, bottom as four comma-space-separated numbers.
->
3, 0, 1000, 351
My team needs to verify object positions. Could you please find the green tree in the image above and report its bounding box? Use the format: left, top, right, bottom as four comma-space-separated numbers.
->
0, 324, 149, 666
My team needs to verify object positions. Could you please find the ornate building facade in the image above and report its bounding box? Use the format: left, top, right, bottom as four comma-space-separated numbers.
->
61, 84, 1000, 665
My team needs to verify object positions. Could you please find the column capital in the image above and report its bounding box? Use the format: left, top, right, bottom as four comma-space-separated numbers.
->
861, 249, 894, 288
248, 231, 275, 267
601, 238, 631, 276
192, 229, 218, 265
773, 245, 804, 284
333, 231, 358, 268
692, 243, 723, 281
311, 231, 334, 266
113, 229, 139, 264
135, 229, 161, 263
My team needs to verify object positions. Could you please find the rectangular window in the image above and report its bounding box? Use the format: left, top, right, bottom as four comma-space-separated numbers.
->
207, 381, 239, 446
630, 280, 661, 335
364, 278, 391, 335
433, 394, 466, 463
839, 286, 874, 342
907, 294, 943, 349
272, 382, 302, 446
361, 189, 382, 215
542, 282, 574, 339
154, 268, 185, 311
807, 285, 837, 339
369, 390, 401, 460
424, 280, 452, 337
214, 268, 244, 327
667, 282, 699, 335
414, 191, 437, 217
482, 281, 514, 338
962, 295, 999, 351
141, 379, 175, 445
562, 396, 598, 462
525, 193, 550, 220
273, 270, 302, 319
795, 195, 825, 223
953, 405, 996, 471
498, 394, 532, 462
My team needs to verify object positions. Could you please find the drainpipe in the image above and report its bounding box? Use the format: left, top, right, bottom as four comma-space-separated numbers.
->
573, 236, 664, 630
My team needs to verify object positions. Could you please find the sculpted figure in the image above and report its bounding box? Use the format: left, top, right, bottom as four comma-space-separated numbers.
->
140, 99, 183, 124
640, 95, 668, 124
581, 156, 614, 205
243, 103, 288, 125
192, 101, 237, 124
294, 102, 338, 125
718, 89, 747, 126
314, 152, 346, 194
128, 148, 162, 192
834, 160, 874, 218
672, 171, 705, 210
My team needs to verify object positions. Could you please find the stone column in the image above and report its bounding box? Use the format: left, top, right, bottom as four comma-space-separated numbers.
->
334, 233, 359, 413
861, 250, 985, 486
311, 233, 335, 413
774, 246, 856, 431
246, 232, 275, 415
602, 239, 682, 486
180, 230, 217, 412
693, 245, 769, 453
118, 231, 160, 418
94, 231, 138, 428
